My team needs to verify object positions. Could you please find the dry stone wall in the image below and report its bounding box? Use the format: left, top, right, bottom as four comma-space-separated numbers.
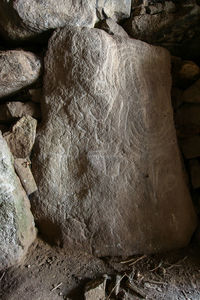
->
0, 0, 199, 270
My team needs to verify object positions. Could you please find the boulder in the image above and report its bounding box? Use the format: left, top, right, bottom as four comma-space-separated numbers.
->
0, 50, 41, 99
32, 25, 196, 256
124, 1, 200, 58
0, 132, 36, 270
3, 115, 37, 158
0, 101, 41, 122
0, 0, 131, 41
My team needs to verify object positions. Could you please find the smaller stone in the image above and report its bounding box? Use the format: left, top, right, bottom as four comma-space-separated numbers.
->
182, 79, 200, 103
99, 18, 129, 37
85, 279, 106, 300
180, 136, 200, 159
0, 101, 41, 122
172, 58, 200, 88
179, 61, 200, 83
3, 115, 37, 158
14, 158, 38, 195
29, 89, 42, 103
188, 159, 200, 189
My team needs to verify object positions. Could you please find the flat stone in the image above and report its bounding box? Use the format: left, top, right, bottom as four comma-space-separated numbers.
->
182, 79, 200, 104
3, 115, 37, 158
0, 132, 36, 270
180, 136, 200, 159
0, 0, 131, 41
188, 159, 200, 189
14, 158, 38, 195
32, 25, 196, 256
0, 101, 41, 122
0, 50, 41, 98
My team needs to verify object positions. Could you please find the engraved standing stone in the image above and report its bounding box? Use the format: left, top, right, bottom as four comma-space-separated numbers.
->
32, 25, 196, 256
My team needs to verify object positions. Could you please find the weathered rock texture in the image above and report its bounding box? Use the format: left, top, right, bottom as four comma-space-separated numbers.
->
14, 158, 37, 196
0, 0, 131, 41
125, 1, 200, 59
0, 132, 36, 270
3, 115, 37, 158
32, 25, 196, 256
0, 50, 41, 98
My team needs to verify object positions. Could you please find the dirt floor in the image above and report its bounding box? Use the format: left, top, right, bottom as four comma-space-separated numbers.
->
0, 237, 200, 300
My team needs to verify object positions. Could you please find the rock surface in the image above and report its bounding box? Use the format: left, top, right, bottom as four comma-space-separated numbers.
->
124, 1, 200, 58
3, 115, 37, 158
0, 50, 41, 99
0, 0, 131, 41
0, 101, 41, 122
32, 26, 196, 256
14, 158, 38, 195
0, 132, 36, 270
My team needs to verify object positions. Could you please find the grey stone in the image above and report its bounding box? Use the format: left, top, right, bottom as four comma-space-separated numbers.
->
0, 0, 131, 41
0, 50, 41, 99
124, 2, 200, 57
98, 19, 129, 38
188, 159, 200, 189
0, 132, 36, 270
3, 115, 37, 158
14, 158, 38, 195
0, 101, 41, 122
32, 26, 196, 256
97, 0, 131, 21
182, 79, 200, 104
180, 136, 200, 159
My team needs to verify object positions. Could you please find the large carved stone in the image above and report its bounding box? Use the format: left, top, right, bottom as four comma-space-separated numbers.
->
32, 25, 196, 256
0, 132, 36, 270
0, 0, 131, 41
